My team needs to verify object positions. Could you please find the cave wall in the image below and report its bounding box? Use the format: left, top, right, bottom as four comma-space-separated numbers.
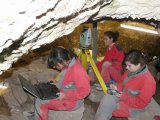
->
0, 0, 160, 74
44, 21, 160, 58
0, 0, 112, 74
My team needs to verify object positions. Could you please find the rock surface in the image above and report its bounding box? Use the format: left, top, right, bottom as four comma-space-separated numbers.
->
0, 0, 160, 74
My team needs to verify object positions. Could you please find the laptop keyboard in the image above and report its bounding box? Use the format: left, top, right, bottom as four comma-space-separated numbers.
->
34, 82, 59, 99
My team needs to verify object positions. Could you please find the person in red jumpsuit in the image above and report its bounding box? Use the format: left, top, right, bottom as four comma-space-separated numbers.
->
96, 31, 124, 84
94, 50, 156, 120
35, 47, 90, 120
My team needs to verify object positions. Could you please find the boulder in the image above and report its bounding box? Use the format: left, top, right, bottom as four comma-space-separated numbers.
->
48, 105, 85, 120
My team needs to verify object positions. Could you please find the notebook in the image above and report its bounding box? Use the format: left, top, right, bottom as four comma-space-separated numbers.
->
19, 75, 59, 100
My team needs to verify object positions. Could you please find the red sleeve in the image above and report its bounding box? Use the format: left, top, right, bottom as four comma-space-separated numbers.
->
65, 65, 90, 101
103, 48, 112, 62
136, 73, 156, 105
113, 45, 124, 63
116, 72, 127, 91
116, 82, 123, 91
120, 72, 156, 108
104, 45, 124, 63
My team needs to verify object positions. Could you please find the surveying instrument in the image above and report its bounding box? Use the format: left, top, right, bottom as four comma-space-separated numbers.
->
78, 28, 108, 93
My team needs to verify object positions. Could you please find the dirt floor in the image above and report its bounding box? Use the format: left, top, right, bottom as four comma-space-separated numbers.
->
0, 80, 159, 120
0, 96, 11, 116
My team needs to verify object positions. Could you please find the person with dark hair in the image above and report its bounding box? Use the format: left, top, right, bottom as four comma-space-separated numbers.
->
96, 31, 124, 88
35, 47, 90, 120
94, 50, 156, 120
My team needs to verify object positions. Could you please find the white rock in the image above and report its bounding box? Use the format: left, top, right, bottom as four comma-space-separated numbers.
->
0, 0, 160, 74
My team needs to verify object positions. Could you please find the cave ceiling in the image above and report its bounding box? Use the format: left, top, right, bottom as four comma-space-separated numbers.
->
0, 0, 160, 75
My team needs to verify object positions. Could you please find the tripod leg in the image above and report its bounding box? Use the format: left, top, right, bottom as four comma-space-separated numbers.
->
85, 50, 108, 93
79, 49, 88, 70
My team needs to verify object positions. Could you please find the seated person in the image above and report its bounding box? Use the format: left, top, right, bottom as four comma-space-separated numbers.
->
35, 47, 90, 120
94, 50, 156, 120
96, 31, 124, 85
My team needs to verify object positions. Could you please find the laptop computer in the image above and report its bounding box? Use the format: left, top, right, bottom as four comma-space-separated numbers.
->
19, 75, 59, 100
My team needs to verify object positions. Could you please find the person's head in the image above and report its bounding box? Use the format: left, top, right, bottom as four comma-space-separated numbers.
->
104, 31, 119, 46
48, 47, 76, 71
123, 50, 145, 73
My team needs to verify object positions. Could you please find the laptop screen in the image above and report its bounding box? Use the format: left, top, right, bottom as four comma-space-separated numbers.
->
19, 74, 60, 100
19, 75, 40, 98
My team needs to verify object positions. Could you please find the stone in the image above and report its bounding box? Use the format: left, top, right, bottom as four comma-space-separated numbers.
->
3, 84, 28, 108
148, 65, 158, 79
0, 0, 112, 74
88, 86, 105, 103
1, 0, 160, 74
0, 115, 11, 120
128, 98, 160, 120
48, 105, 85, 120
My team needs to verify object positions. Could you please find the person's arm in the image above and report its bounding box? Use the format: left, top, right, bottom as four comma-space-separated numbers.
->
65, 66, 90, 101
103, 48, 112, 62
120, 75, 156, 108
116, 72, 127, 90
111, 45, 124, 64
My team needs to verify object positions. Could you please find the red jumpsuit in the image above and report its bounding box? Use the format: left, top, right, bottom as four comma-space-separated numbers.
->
113, 66, 156, 117
37, 59, 90, 120
97, 43, 124, 83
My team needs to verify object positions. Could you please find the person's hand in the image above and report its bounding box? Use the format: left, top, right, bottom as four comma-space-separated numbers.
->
49, 79, 57, 85
57, 92, 65, 101
110, 84, 117, 90
102, 61, 112, 68
115, 92, 122, 97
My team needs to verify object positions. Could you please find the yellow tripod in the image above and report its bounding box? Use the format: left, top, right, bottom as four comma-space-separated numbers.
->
78, 49, 108, 93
